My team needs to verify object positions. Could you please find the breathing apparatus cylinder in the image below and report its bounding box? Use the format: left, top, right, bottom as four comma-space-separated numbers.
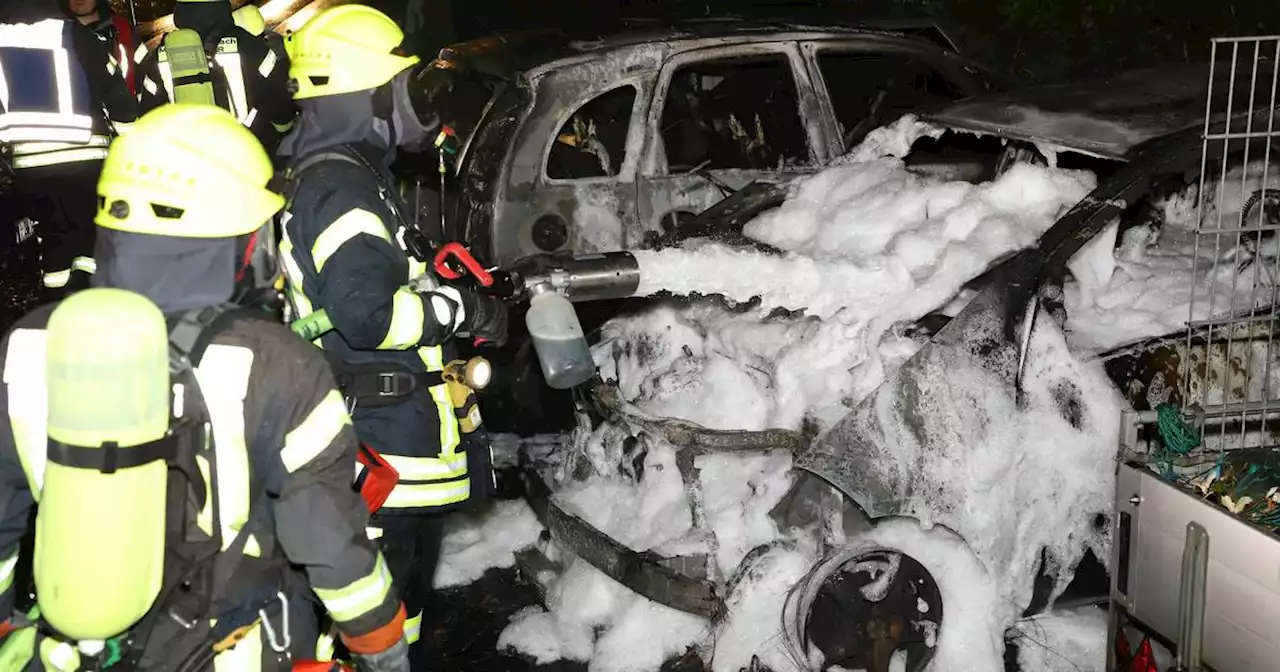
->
525, 283, 594, 390
38, 288, 171, 641
163, 29, 216, 107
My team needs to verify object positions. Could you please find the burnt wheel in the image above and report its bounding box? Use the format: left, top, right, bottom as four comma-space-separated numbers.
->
805, 550, 942, 672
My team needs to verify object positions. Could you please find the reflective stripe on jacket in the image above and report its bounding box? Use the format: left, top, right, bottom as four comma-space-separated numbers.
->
0, 20, 95, 148
107, 13, 137, 95
0, 19, 136, 170
10, 136, 110, 169
0, 306, 403, 665
137, 27, 295, 151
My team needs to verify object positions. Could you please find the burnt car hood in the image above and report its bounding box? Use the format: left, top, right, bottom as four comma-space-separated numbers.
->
921, 62, 1259, 161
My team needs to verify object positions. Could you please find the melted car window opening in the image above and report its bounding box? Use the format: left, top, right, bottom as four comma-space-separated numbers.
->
818, 52, 966, 153
659, 55, 811, 174
546, 85, 637, 181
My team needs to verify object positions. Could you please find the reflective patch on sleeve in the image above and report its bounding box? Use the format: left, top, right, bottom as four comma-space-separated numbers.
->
314, 553, 394, 623
377, 288, 425, 350
311, 209, 393, 274
0, 553, 18, 596
404, 611, 422, 644
134, 43, 148, 64
258, 50, 277, 78
280, 389, 351, 474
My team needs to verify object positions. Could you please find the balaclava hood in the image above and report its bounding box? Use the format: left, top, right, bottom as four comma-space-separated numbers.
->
93, 228, 238, 314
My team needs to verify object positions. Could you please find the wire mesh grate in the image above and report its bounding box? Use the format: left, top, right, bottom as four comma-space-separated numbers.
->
1183, 36, 1280, 451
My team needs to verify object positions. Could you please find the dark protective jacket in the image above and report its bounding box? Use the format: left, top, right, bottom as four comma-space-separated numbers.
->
0, 18, 138, 170
279, 100, 483, 515
135, 1, 295, 153
0, 231, 404, 669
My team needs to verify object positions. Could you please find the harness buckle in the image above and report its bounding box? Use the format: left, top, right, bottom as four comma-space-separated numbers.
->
377, 372, 415, 397
258, 591, 291, 654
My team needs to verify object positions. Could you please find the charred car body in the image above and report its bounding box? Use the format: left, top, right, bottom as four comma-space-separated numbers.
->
423, 18, 1006, 267
509, 55, 1280, 672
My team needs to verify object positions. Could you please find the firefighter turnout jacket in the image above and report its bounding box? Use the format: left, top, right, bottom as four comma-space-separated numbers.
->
281, 143, 482, 515
0, 305, 406, 669
137, 13, 294, 152
0, 18, 136, 171
88, 11, 139, 95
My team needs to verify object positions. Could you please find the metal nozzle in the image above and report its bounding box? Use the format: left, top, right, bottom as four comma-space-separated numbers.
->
518, 251, 641, 303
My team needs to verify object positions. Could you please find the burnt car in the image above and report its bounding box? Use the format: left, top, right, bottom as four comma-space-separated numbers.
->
422, 17, 1006, 268
513, 56, 1280, 672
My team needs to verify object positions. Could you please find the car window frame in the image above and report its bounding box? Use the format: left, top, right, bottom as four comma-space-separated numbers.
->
642, 40, 826, 178
801, 38, 986, 158
540, 82, 644, 185
540, 79, 647, 187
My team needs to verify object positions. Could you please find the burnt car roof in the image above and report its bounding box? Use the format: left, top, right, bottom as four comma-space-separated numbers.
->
431, 17, 967, 81
922, 60, 1278, 161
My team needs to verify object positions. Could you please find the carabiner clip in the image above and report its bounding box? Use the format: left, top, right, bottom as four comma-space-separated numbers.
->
259, 592, 292, 654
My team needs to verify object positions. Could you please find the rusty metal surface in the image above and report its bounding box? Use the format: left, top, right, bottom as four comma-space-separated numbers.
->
521, 466, 723, 618
590, 381, 812, 452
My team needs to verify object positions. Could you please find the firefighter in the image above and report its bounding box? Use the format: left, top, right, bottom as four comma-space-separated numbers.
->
0, 104, 412, 671
0, 2, 137, 299
230, 2, 291, 147
278, 5, 509, 664
61, 0, 140, 95
137, 0, 296, 154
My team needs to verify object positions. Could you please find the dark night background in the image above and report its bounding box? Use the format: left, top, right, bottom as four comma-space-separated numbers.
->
116, 0, 1278, 85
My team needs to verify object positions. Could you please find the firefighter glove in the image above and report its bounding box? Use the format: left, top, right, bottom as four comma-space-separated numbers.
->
350, 639, 410, 672
458, 290, 509, 347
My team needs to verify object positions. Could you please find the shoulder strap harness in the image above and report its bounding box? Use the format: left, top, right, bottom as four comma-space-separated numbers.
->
38, 305, 295, 670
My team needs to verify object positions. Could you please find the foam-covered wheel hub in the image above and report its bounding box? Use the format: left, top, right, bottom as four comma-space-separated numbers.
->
805, 549, 942, 672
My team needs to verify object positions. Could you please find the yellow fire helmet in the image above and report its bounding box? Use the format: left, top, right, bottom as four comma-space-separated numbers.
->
95, 104, 285, 239
232, 3, 267, 37
38, 287, 172, 641
286, 4, 420, 100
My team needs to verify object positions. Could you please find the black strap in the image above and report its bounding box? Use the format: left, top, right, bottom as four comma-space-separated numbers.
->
168, 303, 249, 369
292, 146, 364, 176
338, 367, 444, 406
45, 419, 203, 474
284, 145, 421, 253
172, 71, 215, 87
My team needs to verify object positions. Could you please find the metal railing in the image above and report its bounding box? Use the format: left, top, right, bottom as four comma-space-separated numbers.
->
1184, 36, 1280, 452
